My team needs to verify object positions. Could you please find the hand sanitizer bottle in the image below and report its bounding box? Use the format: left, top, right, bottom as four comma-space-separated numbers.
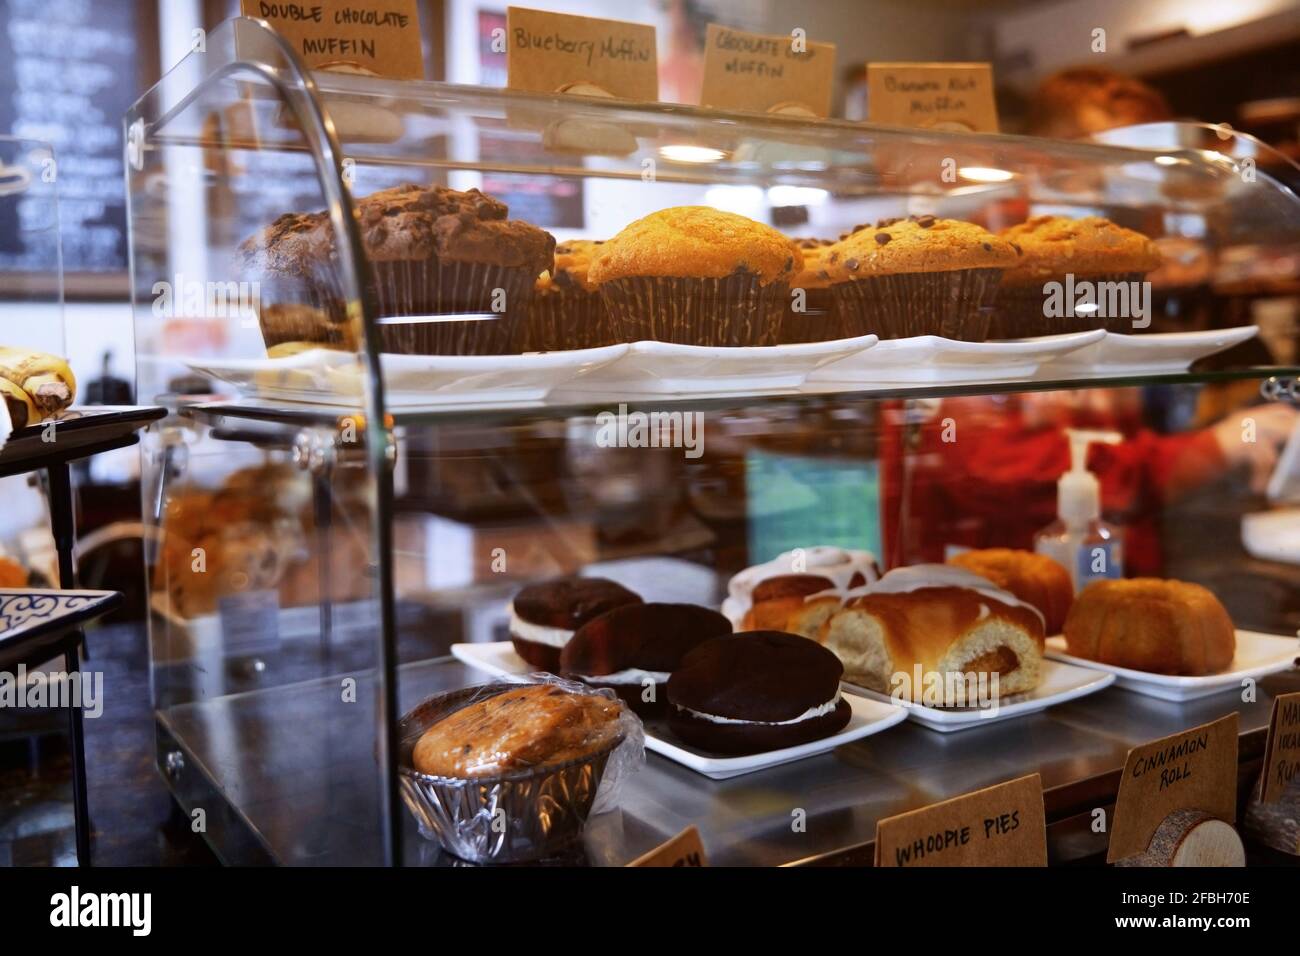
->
1034, 429, 1125, 595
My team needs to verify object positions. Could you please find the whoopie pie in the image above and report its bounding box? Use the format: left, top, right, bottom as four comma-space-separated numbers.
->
666, 630, 851, 755
509, 576, 642, 671
560, 603, 733, 716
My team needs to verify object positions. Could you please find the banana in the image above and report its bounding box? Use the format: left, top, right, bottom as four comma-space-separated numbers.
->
0, 347, 76, 419
0, 377, 36, 429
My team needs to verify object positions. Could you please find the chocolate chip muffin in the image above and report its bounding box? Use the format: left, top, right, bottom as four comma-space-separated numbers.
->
824, 215, 1019, 341
589, 207, 800, 347
240, 184, 555, 355
993, 216, 1162, 337
526, 239, 614, 351
782, 238, 848, 343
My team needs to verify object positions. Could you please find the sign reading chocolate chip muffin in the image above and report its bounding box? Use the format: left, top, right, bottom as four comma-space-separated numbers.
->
699, 24, 836, 118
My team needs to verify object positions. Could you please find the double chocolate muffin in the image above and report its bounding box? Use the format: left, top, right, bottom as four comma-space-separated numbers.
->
824, 215, 1019, 341
508, 576, 643, 672
667, 631, 851, 755
240, 184, 555, 355
589, 206, 800, 347
560, 603, 733, 716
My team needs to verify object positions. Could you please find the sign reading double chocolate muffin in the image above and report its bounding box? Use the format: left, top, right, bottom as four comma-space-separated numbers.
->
509, 576, 643, 671
560, 603, 733, 716
667, 631, 851, 755
824, 215, 1018, 341
589, 206, 801, 347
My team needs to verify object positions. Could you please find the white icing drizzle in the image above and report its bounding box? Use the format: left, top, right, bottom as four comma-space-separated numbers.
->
727, 547, 880, 609
678, 692, 843, 726
847, 564, 1046, 627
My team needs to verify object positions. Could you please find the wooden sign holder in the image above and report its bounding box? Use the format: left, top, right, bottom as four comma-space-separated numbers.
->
1115, 809, 1245, 867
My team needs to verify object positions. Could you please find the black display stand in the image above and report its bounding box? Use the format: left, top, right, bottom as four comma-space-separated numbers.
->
0, 405, 164, 865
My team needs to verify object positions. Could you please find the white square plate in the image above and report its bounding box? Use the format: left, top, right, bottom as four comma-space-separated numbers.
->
550, 334, 878, 397
1044, 630, 1298, 701
1035, 326, 1258, 376
840, 658, 1115, 732
187, 343, 629, 407
450, 641, 907, 779
806, 329, 1105, 386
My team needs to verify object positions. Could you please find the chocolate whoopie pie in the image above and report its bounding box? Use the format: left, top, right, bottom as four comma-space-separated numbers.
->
667, 631, 851, 755
560, 603, 733, 716
509, 576, 642, 672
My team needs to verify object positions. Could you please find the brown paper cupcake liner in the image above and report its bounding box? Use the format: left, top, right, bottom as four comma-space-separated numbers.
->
522, 288, 617, 352
370, 259, 534, 355
990, 271, 1150, 338
831, 268, 1003, 341
599, 273, 786, 347
780, 288, 847, 343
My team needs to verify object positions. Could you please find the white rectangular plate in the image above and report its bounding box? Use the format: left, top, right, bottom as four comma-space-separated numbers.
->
451, 640, 907, 779
550, 334, 878, 397
840, 659, 1116, 733
187, 343, 629, 407
1045, 630, 1298, 701
806, 329, 1105, 386
1035, 326, 1258, 376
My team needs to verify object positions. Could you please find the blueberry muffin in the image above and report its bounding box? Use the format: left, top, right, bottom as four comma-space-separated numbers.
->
994, 216, 1162, 337
589, 207, 800, 346
824, 215, 1019, 341
526, 239, 613, 351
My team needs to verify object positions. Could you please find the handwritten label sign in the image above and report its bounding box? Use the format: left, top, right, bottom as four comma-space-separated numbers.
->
875, 774, 1047, 867
866, 62, 998, 132
506, 6, 657, 100
1108, 713, 1238, 862
699, 24, 835, 117
1260, 692, 1300, 803
242, 1, 424, 79
627, 826, 708, 867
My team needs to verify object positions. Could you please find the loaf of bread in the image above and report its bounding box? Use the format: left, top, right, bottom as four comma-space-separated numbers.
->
1063, 578, 1235, 676
819, 565, 1046, 704
947, 548, 1074, 634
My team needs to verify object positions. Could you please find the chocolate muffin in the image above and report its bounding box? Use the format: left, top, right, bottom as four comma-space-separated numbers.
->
526, 239, 613, 352
824, 216, 1019, 341
240, 184, 555, 355
589, 207, 800, 347
509, 576, 643, 672
667, 631, 851, 755
993, 216, 1162, 337
782, 238, 848, 343
560, 603, 733, 716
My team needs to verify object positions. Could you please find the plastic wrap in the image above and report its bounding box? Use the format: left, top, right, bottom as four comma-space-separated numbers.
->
397, 675, 644, 863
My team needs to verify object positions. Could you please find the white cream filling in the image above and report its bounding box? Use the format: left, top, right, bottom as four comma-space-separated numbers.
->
679, 691, 842, 726
574, 667, 669, 685
507, 602, 575, 649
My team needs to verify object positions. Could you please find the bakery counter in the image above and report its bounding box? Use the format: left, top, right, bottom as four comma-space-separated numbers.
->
155, 655, 1300, 867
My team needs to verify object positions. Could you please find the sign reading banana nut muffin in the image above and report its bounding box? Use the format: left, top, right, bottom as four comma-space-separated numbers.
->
509, 576, 643, 671
560, 602, 733, 716
994, 215, 1162, 338
589, 207, 801, 347
667, 631, 851, 755
824, 216, 1018, 341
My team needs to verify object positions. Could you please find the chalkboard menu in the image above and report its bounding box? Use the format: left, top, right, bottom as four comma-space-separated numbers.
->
0, 0, 152, 282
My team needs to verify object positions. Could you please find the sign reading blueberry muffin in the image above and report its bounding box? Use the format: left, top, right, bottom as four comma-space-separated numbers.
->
667, 631, 851, 755
589, 207, 801, 347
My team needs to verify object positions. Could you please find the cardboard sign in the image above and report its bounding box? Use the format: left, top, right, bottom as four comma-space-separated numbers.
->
699, 24, 835, 117
242, 1, 424, 80
1108, 713, 1239, 862
866, 62, 998, 133
1260, 692, 1300, 803
874, 774, 1047, 867
506, 6, 658, 100
627, 826, 708, 867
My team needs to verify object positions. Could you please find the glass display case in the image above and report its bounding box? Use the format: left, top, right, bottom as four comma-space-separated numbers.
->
126, 18, 1300, 866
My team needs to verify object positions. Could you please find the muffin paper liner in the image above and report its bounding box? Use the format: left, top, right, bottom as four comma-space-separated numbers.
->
372, 259, 534, 355
990, 271, 1149, 338
253, 277, 358, 350
523, 288, 617, 352
831, 268, 1004, 341
398, 678, 644, 864
599, 274, 787, 347
780, 288, 846, 344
